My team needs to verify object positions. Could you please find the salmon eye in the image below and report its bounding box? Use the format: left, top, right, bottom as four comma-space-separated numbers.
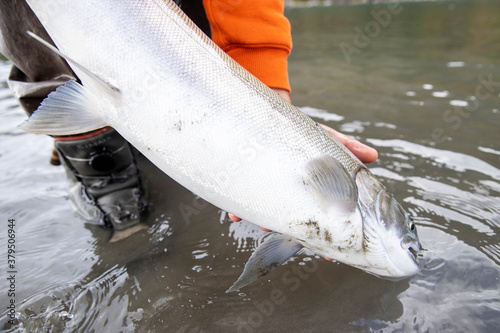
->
409, 220, 415, 231
404, 212, 416, 232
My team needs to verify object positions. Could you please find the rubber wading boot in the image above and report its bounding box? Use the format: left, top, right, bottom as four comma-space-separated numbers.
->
54, 127, 148, 230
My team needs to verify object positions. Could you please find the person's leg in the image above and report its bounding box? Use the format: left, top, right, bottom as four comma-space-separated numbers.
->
55, 127, 148, 230
0, 0, 76, 115
0, 0, 148, 230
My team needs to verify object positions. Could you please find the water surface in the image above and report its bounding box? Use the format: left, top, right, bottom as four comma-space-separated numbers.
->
1, 1, 500, 332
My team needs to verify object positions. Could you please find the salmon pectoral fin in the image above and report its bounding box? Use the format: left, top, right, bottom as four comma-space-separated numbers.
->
305, 155, 358, 215
226, 233, 303, 293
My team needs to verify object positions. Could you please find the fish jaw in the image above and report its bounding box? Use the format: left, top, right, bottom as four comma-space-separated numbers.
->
355, 168, 421, 278
362, 222, 420, 278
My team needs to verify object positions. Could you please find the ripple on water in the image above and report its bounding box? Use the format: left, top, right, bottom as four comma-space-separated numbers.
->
299, 106, 344, 122
228, 214, 268, 253
368, 139, 500, 181
353, 227, 500, 332
14, 264, 143, 333
407, 177, 500, 232
368, 138, 500, 270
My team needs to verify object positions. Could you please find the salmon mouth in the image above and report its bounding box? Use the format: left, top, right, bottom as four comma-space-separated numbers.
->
405, 242, 424, 274
401, 233, 420, 263
409, 245, 419, 262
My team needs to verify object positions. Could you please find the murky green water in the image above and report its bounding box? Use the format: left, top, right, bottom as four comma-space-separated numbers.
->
1, 1, 500, 332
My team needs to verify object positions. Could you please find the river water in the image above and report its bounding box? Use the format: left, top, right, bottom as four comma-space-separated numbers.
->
1, 1, 499, 332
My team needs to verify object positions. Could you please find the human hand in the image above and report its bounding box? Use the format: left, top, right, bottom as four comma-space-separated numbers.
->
272, 88, 292, 103
318, 123, 378, 164
270, 87, 378, 163
228, 213, 272, 231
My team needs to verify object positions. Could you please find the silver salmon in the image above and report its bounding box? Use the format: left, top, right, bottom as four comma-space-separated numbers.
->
21, 0, 421, 292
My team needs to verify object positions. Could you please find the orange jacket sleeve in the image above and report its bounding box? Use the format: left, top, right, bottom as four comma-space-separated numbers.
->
203, 0, 292, 92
